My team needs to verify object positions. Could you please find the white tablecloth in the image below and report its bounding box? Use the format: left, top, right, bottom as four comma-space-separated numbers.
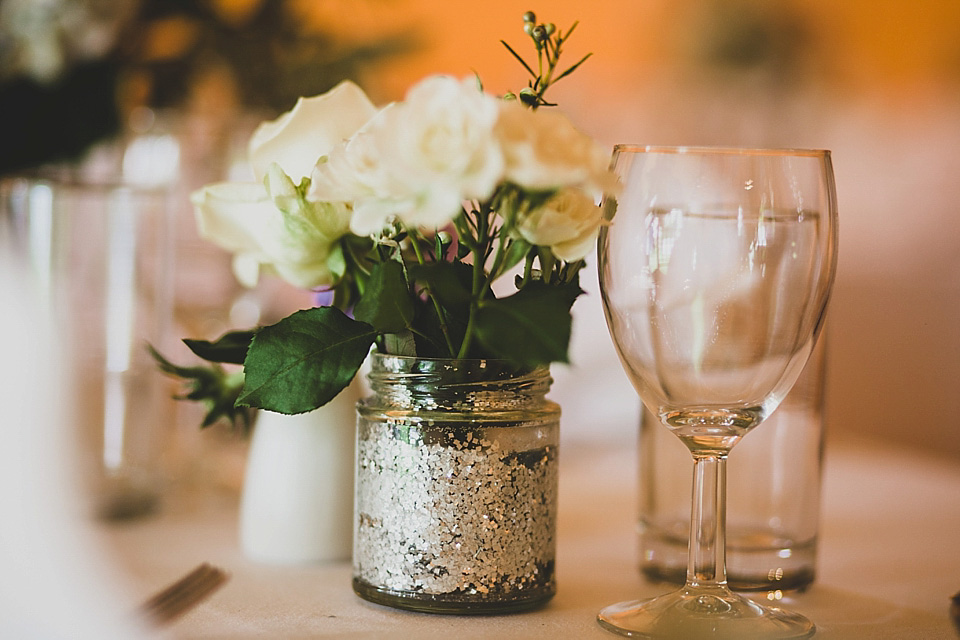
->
98, 434, 960, 639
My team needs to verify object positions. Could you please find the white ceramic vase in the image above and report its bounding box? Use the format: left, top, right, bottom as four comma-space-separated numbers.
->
239, 380, 359, 564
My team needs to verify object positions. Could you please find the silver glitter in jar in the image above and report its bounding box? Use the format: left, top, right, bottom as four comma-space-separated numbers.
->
352, 354, 560, 614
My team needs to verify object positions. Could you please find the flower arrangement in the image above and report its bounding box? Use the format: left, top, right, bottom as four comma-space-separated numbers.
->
156, 12, 617, 426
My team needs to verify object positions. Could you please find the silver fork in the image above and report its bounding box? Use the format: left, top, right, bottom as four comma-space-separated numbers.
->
139, 563, 229, 626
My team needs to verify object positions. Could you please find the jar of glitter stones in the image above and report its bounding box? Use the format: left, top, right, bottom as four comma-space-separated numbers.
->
352, 353, 560, 614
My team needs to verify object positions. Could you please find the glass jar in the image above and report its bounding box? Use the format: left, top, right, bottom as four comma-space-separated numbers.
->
353, 353, 560, 614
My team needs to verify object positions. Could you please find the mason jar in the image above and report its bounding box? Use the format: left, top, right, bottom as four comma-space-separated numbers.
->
352, 353, 560, 614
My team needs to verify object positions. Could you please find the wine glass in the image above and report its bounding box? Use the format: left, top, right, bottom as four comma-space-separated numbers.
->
597, 146, 838, 638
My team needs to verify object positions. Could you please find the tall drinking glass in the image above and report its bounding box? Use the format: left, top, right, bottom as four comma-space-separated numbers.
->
1, 173, 175, 519
597, 146, 838, 638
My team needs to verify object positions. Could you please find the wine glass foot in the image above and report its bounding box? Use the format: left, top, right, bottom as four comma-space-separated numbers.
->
597, 585, 815, 639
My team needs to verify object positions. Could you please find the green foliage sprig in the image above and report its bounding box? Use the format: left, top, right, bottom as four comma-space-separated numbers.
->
501, 11, 593, 109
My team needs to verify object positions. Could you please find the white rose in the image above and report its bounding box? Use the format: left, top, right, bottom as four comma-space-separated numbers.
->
389, 75, 503, 201
495, 101, 617, 197
192, 81, 376, 288
248, 80, 378, 182
327, 75, 505, 235
308, 116, 387, 203
307, 106, 411, 236
192, 164, 351, 289
513, 187, 604, 261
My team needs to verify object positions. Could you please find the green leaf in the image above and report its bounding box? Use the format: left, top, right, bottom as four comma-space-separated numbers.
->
238, 307, 377, 414
474, 280, 584, 368
500, 39, 537, 78
496, 238, 532, 279
184, 330, 256, 365
382, 330, 417, 357
554, 52, 593, 83
149, 345, 252, 432
409, 261, 477, 356
410, 296, 466, 358
408, 261, 505, 359
409, 261, 476, 308
353, 260, 415, 333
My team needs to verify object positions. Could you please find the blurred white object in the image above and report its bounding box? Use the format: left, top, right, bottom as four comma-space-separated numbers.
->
0, 257, 145, 638
239, 380, 359, 564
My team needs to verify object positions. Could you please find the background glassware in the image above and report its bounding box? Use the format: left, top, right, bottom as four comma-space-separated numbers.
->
1, 172, 174, 519
639, 336, 826, 592
597, 145, 838, 638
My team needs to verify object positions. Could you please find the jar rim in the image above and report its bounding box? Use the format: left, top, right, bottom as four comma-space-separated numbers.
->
369, 352, 549, 379
370, 351, 526, 364
365, 352, 554, 409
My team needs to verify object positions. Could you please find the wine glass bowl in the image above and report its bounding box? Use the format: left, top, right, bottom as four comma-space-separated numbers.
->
597, 146, 838, 638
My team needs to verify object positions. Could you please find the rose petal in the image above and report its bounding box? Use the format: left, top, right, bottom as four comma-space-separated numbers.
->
248, 80, 378, 182
192, 182, 276, 253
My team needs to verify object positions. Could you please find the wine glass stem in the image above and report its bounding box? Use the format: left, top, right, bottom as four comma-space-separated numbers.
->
687, 453, 728, 588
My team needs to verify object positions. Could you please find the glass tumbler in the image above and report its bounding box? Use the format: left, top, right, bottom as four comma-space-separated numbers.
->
1, 173, 174, 519
638, 336, 827, 592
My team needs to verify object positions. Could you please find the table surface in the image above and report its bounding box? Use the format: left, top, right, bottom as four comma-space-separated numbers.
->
98, 433, 960, 639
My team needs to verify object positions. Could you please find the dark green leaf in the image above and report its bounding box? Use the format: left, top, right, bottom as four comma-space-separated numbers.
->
238, 307, 376, 414
410, 296, 466, 358
353, 260, 415, 333
554, 52, 593, 83
382, 330, 418, 357
408, 262, 499, 359
184, 330, 256, 365
409, 261, 480, 309
474, 280, 584, 368
149, 344, 251, 432
500, 39, 537, 78
497, 238, 532, 278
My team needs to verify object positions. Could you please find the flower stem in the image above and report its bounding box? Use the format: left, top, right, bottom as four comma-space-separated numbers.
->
485, 238, 506, 288
522, 249, 536, 288
457, 207, 491, 360
409, 230, 457, 357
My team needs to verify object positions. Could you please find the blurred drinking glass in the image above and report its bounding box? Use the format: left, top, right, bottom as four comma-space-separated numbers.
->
2, 167, 174, 520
